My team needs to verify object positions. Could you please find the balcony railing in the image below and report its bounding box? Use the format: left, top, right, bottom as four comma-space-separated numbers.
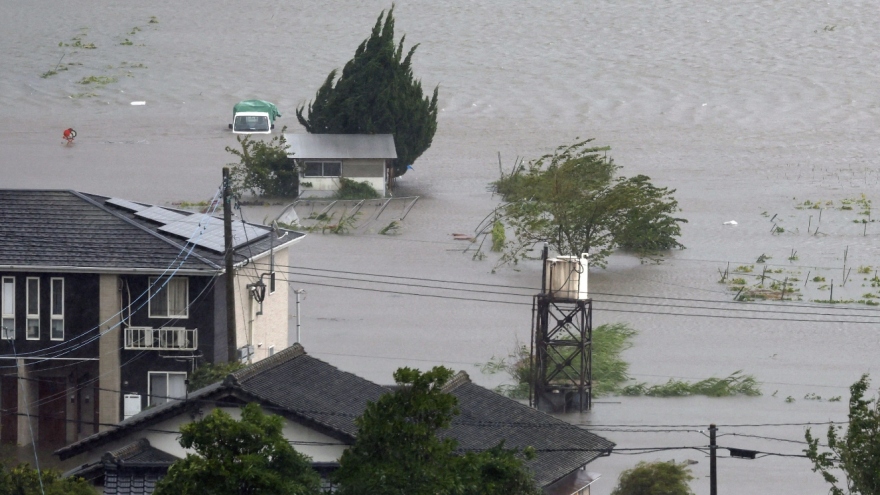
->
125, 326, 197, 351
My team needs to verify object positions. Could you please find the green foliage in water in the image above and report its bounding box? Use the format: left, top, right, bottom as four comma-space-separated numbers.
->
805, 374, 880, 495
226, 132, 298, 198
620, 371, 761, 397
490, 220, 505, 252
490, 139, 686, 268
296, 7, 438, 178
479, 323, 760, 399
78, 75, 117, 85
477, 323, 635, 398
334, 178, 380, 199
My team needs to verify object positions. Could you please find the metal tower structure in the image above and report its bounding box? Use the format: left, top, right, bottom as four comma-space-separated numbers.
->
531, 248, 593, 413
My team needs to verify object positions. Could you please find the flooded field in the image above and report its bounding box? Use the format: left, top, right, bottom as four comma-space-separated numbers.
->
4, 0, 880, 492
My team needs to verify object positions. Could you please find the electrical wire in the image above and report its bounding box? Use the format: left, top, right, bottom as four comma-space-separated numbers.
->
280, 264, 880, 314
280, 274, 880, 325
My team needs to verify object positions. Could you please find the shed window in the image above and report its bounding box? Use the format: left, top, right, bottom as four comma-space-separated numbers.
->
149, 277, 189, 318
303, 161, 342, 177
1, 277, 13, 339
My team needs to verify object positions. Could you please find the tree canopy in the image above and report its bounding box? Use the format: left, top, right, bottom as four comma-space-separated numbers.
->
333, 366, 540, 495
0, 464, 95, 495
154, 403, 321, 495
296, 7, 439, 178
805, 374, 880, 495
610, 461, 694, 495
491, 139, 686, 267
226, 132, 297, 198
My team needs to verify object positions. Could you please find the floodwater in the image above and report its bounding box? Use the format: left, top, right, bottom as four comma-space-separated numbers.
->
3, 0, 880, 492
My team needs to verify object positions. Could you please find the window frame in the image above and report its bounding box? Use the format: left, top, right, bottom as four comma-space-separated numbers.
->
148, 277, 189, 319
25, 277, 39, 340
1, 277, 14, 340
147, 371, 187, 407
50, 277, 64, 341
302, 161, 342, 178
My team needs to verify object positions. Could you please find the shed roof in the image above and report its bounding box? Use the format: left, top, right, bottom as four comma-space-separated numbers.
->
285, 134, 397, 159
0, 190, 304, 274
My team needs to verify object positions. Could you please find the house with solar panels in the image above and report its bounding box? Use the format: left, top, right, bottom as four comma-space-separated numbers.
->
0, 190, 304, 448
286, 133, 397, 198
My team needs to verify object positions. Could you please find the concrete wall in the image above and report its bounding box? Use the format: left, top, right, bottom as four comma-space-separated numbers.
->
298, 158, 386, 197
234, 247, 290, 363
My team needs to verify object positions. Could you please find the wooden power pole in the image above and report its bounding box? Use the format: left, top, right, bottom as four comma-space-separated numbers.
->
223, 167, 237, 363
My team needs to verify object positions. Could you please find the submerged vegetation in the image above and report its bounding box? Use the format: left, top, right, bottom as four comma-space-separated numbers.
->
478, 323, 761, 398
333, 178, 380, 200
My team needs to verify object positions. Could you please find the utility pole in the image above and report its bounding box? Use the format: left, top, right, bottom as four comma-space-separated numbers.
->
709, 423, 718, 495
223, 167, 237, 363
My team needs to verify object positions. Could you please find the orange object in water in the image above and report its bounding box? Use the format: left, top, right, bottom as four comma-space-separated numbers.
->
63, 128, 77, 144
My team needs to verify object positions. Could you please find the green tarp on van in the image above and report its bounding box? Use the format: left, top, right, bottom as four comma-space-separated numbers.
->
232, 100, 281, 122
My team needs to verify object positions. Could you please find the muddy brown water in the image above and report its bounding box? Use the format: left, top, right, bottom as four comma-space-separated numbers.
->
4, 1, 880, 492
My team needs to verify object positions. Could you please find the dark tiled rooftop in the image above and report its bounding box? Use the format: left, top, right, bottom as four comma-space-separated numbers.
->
0, 190, 303, 272
57, 345, 613, 488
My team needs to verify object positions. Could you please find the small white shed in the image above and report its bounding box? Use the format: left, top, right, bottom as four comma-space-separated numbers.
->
285, 133, 397, 198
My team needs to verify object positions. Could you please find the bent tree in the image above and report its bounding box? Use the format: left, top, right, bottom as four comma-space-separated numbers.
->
296, 7, 438, 178
805, 374, 880, 495
491, 139, 686, 268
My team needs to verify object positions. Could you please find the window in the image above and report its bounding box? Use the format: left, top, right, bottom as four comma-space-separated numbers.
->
26, 278, 39, 340
1, 277, 13, 340
149, 277, 188, 318
50, 278, 63, 340
303, 161, 342, 177
148, 372, 187, 407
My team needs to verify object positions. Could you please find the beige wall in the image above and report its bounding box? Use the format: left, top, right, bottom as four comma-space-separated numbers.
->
98, 274, 121, 430
233, 247, 290, 363
298, 158, 387, 197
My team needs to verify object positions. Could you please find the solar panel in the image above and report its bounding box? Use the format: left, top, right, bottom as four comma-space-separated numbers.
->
158, 217, 270, 253
135, 206, 187, 224
106, 198, 147, 212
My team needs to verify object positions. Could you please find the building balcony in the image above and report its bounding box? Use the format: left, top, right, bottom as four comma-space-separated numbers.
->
124, 326, 197, 351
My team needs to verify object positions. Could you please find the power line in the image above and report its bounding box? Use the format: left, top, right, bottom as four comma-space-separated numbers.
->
281, 275, 880, 325
281, 264, 880, 314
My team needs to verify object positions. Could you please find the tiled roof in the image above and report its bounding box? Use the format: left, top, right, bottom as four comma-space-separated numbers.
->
104, 470, 163, 495
443, 372, 615, 487
103, 438, 180, 466
57, 345, 613, 488
0, 190, 303, 273
230, 344, 389, 438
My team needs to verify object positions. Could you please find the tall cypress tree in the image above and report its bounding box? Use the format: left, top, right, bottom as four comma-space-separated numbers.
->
296, 7, 438, 178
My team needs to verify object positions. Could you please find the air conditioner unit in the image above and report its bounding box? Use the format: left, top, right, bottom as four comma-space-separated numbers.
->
544, 253, 589, 300
238, 345, 255, 361
123, 394, 142, 420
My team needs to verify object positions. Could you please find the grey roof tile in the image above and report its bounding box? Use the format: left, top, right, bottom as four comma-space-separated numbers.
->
0, 190, 303, 272
58, 345, 613, 488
